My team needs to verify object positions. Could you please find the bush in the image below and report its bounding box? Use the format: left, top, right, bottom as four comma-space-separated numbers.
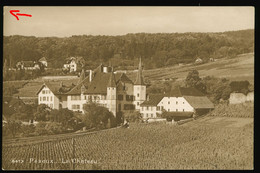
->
124, 112, 142, 123
21, 124, 36, 137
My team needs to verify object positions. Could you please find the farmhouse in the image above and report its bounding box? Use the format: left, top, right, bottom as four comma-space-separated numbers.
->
37, 59, 146, 117
39, 57, 48, 67
195, 58, 203, 64
63, 57, 85, 72
140, 87, 214, 119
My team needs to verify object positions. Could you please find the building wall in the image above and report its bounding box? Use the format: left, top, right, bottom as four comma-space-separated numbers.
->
38, 86, 58, 109
107, 87, 117, 117
67, 95, 86, 112
70, 60, 77, 72
229, 92, 254, 104
157, 97, 194, 112
133, 85, 146, 110
140, 106, 159, 119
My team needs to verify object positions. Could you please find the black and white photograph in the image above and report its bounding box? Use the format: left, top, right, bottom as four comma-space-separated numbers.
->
2, 6, 254, 170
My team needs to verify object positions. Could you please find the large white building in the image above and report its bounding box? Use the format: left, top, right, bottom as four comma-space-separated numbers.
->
140, 87, 214, 119
37, 59, 146, 118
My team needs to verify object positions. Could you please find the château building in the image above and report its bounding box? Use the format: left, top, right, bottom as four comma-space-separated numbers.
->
37, 59, 146, 118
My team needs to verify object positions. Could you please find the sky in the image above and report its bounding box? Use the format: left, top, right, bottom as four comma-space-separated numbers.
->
3, 6, 254, 37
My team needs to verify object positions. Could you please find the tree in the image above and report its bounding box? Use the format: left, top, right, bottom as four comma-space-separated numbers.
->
83, 103, 115, 129
5, 116, 22, 138
185, 70, 206, 94
34, 104, 51, 121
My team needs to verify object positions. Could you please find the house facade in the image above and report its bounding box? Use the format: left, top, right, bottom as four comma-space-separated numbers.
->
37, 59, 146, 118
39, 57, 48, 67
140, 87, 214, 119
63, 57, 85, 72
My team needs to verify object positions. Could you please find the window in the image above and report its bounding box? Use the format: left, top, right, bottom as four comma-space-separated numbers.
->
147, 106, 149, 110
137, 102, 139, 106
40, 97, 42, 101
176, 101, 178, 104
118, 95, 123, 101
71, 95, 81, 100
168, 101, 170, 104
50, 97, 52, 101
42, 90, 45, 94
47, 97, 49, 101
43, 97, 46, 101
85, 96, 87, 100
183, 102, 185, 104
137, 93, 139, 97
72, 105, 80, 109
168, 109, 170, 111
183, 109, 185, 112
176, 109, 178, 112
151, 114, 153, 118
156, 106, 160, 111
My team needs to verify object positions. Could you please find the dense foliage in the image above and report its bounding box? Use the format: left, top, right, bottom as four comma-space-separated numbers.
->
4, 29, 254, 70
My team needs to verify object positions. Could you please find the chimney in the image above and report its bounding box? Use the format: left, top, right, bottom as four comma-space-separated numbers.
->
89, 70, 93, 82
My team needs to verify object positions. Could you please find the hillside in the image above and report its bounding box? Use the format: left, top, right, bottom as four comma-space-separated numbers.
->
128, 52, 254, 84
3, 29, 254, 70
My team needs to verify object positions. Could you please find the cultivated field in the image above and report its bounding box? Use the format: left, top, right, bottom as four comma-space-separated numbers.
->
127, 53, 254, 84
2, 115, 253, 170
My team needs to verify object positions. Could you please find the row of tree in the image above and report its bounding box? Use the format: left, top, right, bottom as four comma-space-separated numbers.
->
4, 29, 254, 70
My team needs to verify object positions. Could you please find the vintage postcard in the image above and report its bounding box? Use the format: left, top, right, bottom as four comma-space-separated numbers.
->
2, 6, 254, 170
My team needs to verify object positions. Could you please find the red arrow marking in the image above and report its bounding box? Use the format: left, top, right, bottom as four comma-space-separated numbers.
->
10, 10, 32, 20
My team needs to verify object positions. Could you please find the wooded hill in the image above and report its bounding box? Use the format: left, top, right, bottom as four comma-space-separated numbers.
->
3, 29, 254, 70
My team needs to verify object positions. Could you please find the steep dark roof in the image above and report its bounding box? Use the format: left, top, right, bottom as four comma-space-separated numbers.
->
39, 57, 47, 62
184, 96, 214, 109
167, 87, 205, 97
66, 69, 133, 95
134, 58, 145, 85
140, 94, 164, 106
77, 69, 86, 85
107, 72, 116, 87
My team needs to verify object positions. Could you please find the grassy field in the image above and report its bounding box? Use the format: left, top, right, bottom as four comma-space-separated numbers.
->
127, 52, 254, 84
2, 115, 253, 170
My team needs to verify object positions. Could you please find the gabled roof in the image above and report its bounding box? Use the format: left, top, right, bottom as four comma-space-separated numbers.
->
184, 96, 214, 109
39, 57, 47, 62
167, 87, 205, 97
36, 82, 71, 95
140, 94, 164, 106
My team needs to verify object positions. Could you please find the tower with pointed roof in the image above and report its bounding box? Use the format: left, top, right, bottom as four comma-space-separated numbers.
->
107, 70, 117, 117
133, 58, 146, 110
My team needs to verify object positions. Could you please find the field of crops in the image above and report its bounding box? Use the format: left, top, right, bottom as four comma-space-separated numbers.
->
209, 102, 254, 118
2, 116, 253, 170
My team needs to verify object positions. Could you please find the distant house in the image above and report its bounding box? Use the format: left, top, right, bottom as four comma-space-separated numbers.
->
140, 87, 214, 120
63, 57, 85, 72
229, 91, 254, 104
195, 58, 203, 64
39, 57, 48, 67
16, 61, 41, 70
209, 58, 215, 62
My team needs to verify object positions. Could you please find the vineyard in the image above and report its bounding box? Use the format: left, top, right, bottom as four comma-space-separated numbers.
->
2, 116, 253, 170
